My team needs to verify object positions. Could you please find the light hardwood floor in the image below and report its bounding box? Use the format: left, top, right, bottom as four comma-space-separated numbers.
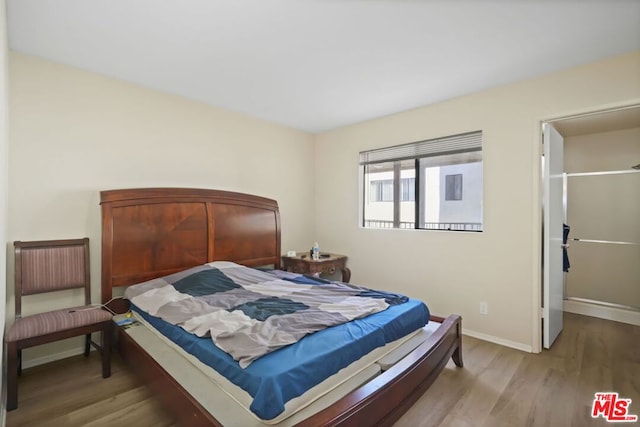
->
5, 349, 175, 427
395, 312, 640, 427
6, 313, 639, 427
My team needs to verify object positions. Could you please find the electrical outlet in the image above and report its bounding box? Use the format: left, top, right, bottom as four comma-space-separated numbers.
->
479, 302, 488, 315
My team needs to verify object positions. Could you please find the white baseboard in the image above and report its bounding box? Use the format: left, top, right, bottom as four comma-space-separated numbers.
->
462, 328, 533, 353
564, 300, 640, 326
22, 347, 91, 370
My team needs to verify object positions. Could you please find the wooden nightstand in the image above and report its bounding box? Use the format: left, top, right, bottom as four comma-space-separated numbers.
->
281, 252, 351, 283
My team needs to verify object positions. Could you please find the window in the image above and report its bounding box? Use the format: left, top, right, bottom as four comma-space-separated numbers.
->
370, 179, 392, 202
360, 131, 483, 231
445, 174, 463, 201
370, 178, 415, 202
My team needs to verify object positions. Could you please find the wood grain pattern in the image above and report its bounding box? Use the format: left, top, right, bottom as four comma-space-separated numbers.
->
110, 203, 209, 282
100, 188, 282, 303
8, 313, 637, 427
210, 204, 280, 266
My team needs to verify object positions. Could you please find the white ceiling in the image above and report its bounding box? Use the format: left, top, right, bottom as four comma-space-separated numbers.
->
7, 0, 640, 133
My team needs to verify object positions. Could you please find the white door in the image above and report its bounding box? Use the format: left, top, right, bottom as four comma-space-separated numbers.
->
543, 123, 564, 348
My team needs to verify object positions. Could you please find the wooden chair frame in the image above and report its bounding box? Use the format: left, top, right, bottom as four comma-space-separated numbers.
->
5, 238, 112, 411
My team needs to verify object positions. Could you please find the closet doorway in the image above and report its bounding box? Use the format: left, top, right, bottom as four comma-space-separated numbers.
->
543, 105, 640, 342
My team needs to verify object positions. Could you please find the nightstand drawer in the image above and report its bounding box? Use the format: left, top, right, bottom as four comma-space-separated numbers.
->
281, 252, 351, 283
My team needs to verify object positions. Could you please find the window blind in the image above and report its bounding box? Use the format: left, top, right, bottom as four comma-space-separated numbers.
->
359, 130, 482, 165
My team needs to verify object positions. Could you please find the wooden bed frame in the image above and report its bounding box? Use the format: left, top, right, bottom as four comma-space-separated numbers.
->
100, 187, 463, 427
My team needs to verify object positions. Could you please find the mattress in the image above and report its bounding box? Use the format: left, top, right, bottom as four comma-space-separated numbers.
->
126, 264, 430, 421
124, 312, 441, 426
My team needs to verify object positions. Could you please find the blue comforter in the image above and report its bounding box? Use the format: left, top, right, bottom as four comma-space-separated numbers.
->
128, 263, 429, 420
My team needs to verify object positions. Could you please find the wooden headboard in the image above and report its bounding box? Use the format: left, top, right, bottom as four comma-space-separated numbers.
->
100, 188, 281, 304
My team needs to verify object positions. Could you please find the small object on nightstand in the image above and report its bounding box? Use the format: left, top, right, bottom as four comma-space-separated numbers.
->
281, 251, 351, 283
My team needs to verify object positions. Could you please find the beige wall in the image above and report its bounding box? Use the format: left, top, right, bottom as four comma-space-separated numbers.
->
8, 52, 316, 366
1, 0, 8, 401
6, 49, 640, 364
315, 51, 640, 351
564, 127, 640, 307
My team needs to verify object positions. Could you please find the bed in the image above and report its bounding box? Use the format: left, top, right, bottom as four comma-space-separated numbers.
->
100, 187, 463, 426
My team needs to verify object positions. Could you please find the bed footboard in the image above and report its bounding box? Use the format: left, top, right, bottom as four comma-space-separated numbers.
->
115, 314, 462, 427
296, 314, 463, 427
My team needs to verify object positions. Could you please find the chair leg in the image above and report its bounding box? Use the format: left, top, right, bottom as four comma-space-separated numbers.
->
84, 333, 91, 357
17, 349, 22, 376
101, 323, 112, 378
6, 341, 19, 411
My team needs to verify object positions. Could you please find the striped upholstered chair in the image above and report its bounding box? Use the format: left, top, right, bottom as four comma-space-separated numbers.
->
4, 238, 112, 410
